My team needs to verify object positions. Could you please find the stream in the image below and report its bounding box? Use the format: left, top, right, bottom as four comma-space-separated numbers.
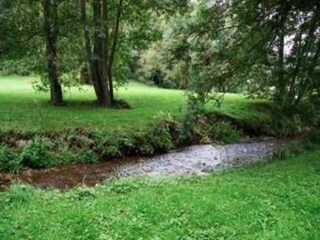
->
0, 137, 287, 190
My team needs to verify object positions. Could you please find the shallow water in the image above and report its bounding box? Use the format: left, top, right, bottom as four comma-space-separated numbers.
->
116, 138, 286, 177
0, 138, 287, 190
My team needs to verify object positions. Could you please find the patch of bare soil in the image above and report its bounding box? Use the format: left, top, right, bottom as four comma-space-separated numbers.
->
0, 158, 142, 191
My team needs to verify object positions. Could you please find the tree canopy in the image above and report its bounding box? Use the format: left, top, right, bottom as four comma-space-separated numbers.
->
0, 0, 319, 111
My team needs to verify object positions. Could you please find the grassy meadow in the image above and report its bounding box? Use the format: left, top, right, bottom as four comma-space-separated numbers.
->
0, 75, 265, 132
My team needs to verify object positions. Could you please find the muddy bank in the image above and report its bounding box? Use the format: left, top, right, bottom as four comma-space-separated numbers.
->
0, 138, 287, 190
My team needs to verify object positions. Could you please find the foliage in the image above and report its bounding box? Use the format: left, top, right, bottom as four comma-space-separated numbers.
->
80, 150, 99, 164
135, 42, 181, 88
100, 132, 136, 159
19, 138, 53, 169
0, 0, 188, 106
1, 0, 319, 112
144, 113, 175, 152
0, 145, 21, 173
237, 0, 320, 109
274, 131, 320, 159
145, 0, 320, 113
209, 121, 242, 144
54, 145, 78, 165
0, 59, 33, 76
180, 103, 242, 144
65, 129, 95, 150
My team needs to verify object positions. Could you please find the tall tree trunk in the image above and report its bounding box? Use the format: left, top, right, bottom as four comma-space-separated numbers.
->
80, 0, 104, 105
80, 0, 111, 107
277, 4, 288, 108
108, 0, 123, 103
102, 0, 110, 98
287, 27, 304, 102
295, 7, 320, 105
93, 0, 111, 107
296, 39, 320, 105
43, 0, 63, 106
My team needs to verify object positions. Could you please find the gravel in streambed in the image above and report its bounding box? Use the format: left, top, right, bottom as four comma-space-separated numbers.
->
116, 138, 287, 178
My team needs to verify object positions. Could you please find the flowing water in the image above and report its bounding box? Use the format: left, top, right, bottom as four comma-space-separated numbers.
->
0, 138, 287, 190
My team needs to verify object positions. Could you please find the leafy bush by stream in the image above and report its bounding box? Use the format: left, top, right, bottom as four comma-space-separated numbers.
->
180, 104, 242, 144
19, 138, 54, 169
273, 131, 320, 159
0, 145, 21, 172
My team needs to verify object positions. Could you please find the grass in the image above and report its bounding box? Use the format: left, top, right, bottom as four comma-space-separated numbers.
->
0, 74, 265, 132
0, 150, 319, 239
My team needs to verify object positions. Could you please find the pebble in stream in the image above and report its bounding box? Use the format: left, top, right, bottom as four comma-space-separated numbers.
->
116, 139, 286, 178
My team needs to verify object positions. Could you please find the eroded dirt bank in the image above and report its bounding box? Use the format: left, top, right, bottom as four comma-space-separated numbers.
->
0, 138, 287, 190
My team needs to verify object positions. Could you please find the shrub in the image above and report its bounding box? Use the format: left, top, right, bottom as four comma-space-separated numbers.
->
146, 124, 173, 152
66, 130, 94, 149
99, 132, 136, 159
274, 132, 320, 159
179, 105, 242, 144
209, 121, 242, 143
179, 104, 209, 144
19, 138, 53, 169
138, 144, 155, 156
0, 145, 22, 172
103, 145, 122, 159
80, 150, 99, 164
144, 113, 176, 153
308, 131, 320, 144
55, 146, 78, 165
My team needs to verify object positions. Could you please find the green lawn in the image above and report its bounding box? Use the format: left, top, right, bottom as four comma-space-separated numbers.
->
1, 150, 319, 239
0, 75, 264, 132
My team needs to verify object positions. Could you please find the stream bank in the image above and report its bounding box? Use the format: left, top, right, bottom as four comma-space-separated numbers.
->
0, 137, 287, 190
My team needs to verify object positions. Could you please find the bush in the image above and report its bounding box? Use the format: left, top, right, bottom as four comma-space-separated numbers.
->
99, 132, 136, 159
66, 130, 94, 149
179, 104, 208, 144
55, 146, 78, 165
308, 131, 320, 144
146, 125, 173, 152
274, 132, 320, 159
0, 59, 32, 76
19, 138, 53, 169
209, 121, 242, 143
81, 150, 99, 164
103, 145, 122, 159
138, 144, 155, 156
179, 105, 242, 144
0, 145, 22, 172
142, 113, 176, 153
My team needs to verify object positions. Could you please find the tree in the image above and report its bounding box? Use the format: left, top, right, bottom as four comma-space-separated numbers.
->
80, 0, 186, 106
80, 0, 111, 107
232, 0, 320, 109
167, 0, 320, 111
43, 0, 63, 106
0, 0, 66, 105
